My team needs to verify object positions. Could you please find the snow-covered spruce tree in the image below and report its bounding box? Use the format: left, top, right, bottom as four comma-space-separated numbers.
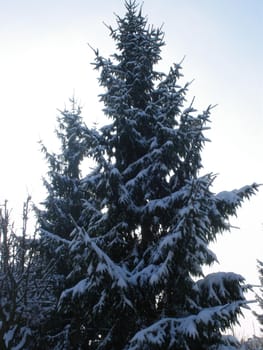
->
38, 97, 88, 240
36, 98, 95, 347
37, 97, 93, 281
57, 1, 258, 349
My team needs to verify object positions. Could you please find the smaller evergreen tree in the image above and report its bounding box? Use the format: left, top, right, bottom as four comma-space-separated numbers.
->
38, 97, 87, 239
36, 97, 99, 348
37, 97, 91, 286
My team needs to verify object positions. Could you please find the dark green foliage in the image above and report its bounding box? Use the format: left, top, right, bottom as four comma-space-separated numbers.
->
36, 2, 258, 349
35, 98, 94, 348
38, 98, 87, 239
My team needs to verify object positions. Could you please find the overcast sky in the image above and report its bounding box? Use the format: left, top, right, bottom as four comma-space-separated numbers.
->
1, 0, 262, 338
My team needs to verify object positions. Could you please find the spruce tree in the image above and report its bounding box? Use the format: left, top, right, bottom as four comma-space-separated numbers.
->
53, 1, 258, 349
38, 97, 87, 239
36, 98, 94, 347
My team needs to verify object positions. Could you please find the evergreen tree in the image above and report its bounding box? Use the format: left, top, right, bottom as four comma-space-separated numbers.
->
37, 97, 93, 286
38, 97, 88, 239
50, 1, 258, 349
36, 98, 95, 348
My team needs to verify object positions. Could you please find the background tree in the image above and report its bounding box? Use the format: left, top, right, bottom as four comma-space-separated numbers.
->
0, 197, 55, 350
42, 1, 258, 349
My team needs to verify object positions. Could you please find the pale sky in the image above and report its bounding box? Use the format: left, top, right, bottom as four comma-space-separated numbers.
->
0, 0, 262, 338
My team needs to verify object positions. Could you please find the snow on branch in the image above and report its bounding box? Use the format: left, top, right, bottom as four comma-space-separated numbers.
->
126, 302, 245, 350
216, 183, 259, 216
60, 226, 134, 312
81, 227, 130, 288
196, 272, 247, 307
40, 229, 71, 246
